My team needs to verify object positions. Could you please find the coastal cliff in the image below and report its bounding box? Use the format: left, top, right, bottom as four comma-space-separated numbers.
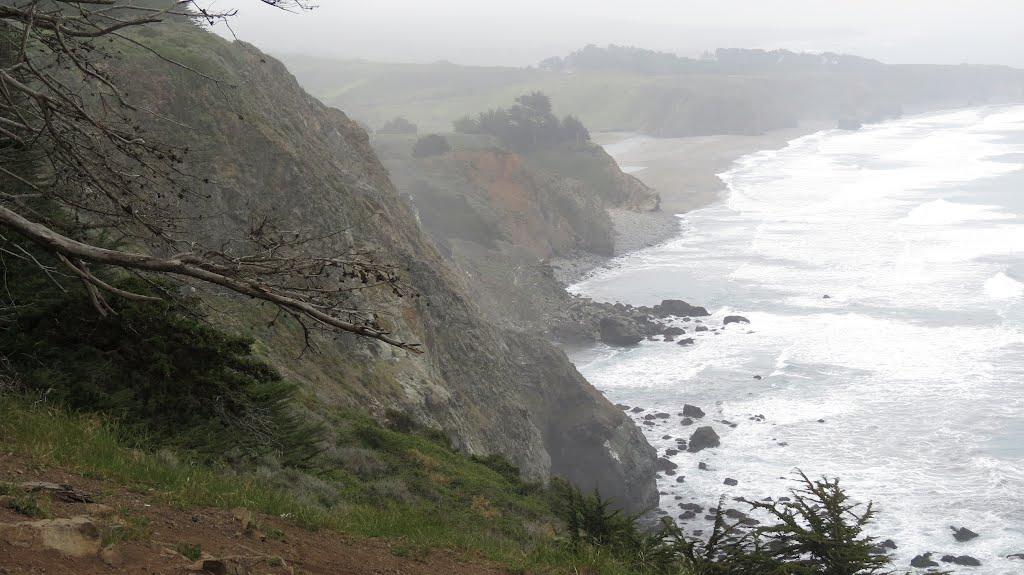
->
115, 22, 658, 511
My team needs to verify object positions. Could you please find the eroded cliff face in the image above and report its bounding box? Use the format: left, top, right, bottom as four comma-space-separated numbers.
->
117, 23, 657, 511
373, 135, 660, 338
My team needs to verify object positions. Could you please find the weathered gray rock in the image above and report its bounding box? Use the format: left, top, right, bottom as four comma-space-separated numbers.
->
723, 478, 739, 486
951, 526, 980, 542
599, 317, 643, 346
687, 426, 720, 452
653, 300, 710, 318
910, 553, 938, 568
723, 315, 750, 325
941, 555, 981, 567
682, 405, 705, 418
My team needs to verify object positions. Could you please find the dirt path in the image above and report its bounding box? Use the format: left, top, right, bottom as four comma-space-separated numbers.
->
0, 454, 507, 575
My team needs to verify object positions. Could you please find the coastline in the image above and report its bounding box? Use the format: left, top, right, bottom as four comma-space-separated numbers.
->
552, 123, 826, 285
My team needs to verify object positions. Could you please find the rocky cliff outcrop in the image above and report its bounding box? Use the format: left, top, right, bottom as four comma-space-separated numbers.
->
116, 22, 657, 511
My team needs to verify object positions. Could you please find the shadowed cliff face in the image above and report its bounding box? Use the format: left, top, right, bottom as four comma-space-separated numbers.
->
115, 22, 657, 511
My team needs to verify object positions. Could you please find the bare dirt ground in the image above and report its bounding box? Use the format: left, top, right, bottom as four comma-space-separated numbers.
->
0, 453, 507, 575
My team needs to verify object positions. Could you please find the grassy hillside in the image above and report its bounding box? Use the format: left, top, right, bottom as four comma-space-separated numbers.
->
281, 51, 1024, 137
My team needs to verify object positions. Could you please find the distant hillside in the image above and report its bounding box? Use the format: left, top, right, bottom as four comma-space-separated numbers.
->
281, 46, 1024, 137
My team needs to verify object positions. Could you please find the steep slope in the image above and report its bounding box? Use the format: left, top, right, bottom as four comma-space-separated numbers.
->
372, 133, 662, 337
115, 22, 657, 511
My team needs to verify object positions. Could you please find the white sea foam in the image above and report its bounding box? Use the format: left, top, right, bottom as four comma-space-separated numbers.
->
985, 272, 1024, 299
573, 105, 1024, 573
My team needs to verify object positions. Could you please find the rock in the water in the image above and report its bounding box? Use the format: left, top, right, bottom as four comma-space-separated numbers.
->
662, 327, 686, 337
655, 458, 678, 472
723, 315, 750, 326
753, 375, 762, 380
951, 526, 980, 542
680, 417, 695, 426
880, 539, 897, 550
676, 337, 695, 346
910, 553, 939, 568
682, 404, 706, 418
679, 503, 703, 512
698, 462, 709, 471
655, 412, 671, 419
1008, 553, 1024, 560
630, 407, 644, 413
654, 300, 710, 318
664, 448, 679, 456
695, 325, 709, 332
941, 555, 981, 567
822, 294, 831, 299
599, 317, 643, 346
678, 510, 696, 520
723, 478, 739, 486
687, 426, 720, 452
675, 476, 686, 483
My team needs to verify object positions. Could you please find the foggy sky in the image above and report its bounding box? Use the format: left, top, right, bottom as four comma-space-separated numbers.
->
209, 1, 1024, 68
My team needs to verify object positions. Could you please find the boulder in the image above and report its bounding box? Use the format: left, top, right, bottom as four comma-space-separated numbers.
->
695, 325, 709, 332
662, 327, 686, 337
630, 407, 644, 413
654, 300, 710, 318
723, 478, 739, 486
675, 476, 686, 483
723, 316, 750, 326
951, 526, 980, 542
880, 539, 897, 550
910, 553, 939, 568
664, 449, 678, 456
680, 417, 694, 426
678, 510, 696, 520
676, 337, 695, 346
0, 516, 101, 558
941, 555, 981, 567
1008, 553, 1024, 560
698, 462, 709, 471
753, 375, 762, 380
655, 458, 678, 472
687, 426, 720, 453
682, 405, 706, 418
599, 317, 643, 346
655, 412, 671, 419
679, 503, 703, 512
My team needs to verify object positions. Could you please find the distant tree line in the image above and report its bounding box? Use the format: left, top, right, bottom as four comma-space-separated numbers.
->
453, 92, 590, 152
539, 44, 882, 76
377, 116, 418, 135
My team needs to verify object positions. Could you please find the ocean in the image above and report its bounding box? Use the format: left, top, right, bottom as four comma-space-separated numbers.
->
569, 105, 1024, 573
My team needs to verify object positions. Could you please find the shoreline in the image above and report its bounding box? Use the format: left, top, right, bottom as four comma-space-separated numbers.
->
553, 124, 826, 285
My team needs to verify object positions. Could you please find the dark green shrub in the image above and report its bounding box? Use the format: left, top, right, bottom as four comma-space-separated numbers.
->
0, 239, 323, 467
411, 134, 451, 158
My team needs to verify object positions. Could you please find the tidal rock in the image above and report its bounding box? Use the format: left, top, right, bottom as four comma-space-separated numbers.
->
698, 462, 709, 471
679, 503, 703, 512
676, 337, 695, 346
910, 553, 938, 568
723, 315, 750, 326
687, 426, 720, 452
723, 478, 739, 486
678, 510, 696, 520
664, 449, 679, 456
654, 300, 710, 318
675, 476, 686, 483
822, 294, 831, 299
599, 317, 643, 346
881, 539, 897, 550
630, 407, 645, 413
682, 405, 706, 418
616, 404, 630, 410
655, 412, 671, 419
644, 414, 657, 420
753, 375, 762, 380
951, 526, 980, 542
680, 417, 695, 426
662, 326, 686, 337
1008, 553, 1024, 560
941, 555, 981, 566
695, 325, 709, 332
655, 458, 678, 472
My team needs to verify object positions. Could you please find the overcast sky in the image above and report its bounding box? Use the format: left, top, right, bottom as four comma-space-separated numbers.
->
208, 1, 1024, 68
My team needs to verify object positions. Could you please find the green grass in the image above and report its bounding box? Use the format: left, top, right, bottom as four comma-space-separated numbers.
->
0, 396, 642, 574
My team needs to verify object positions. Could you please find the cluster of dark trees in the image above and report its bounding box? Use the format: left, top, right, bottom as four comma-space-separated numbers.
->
539, 44, 882, 76
453, 92, 590, 152
377, 116, 418, 134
